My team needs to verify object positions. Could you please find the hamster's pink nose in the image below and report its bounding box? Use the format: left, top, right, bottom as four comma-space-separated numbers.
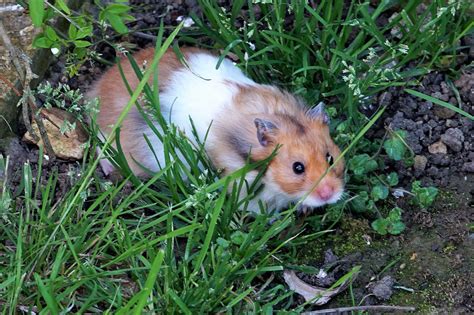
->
315, 185, 334, 201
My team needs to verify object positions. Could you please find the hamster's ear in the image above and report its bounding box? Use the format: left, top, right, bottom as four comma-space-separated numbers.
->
307, 102, 330, 124
254, 118, 278, 146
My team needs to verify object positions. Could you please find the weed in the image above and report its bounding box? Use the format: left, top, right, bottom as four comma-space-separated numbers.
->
3, 0, 472, 312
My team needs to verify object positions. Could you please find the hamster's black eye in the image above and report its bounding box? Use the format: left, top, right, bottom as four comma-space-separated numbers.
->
326, 153, 334, 166
293, 162, 305, 174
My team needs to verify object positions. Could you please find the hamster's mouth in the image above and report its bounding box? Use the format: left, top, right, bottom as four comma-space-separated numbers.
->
299, 189, 344, 208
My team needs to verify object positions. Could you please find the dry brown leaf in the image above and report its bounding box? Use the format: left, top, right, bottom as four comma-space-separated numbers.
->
23, 108, 88, 160
283, 270, 354, 305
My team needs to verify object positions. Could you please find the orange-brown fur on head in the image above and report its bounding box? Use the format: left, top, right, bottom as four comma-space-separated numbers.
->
209, 84, 345, 207
267, 118, 344, 199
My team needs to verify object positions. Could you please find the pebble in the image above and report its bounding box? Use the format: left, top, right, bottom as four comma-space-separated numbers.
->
462, 162, 474, 173
367, 276, 395, 301
378, 91, 392, 106
428, 141, 447, 154
434, 106, 456, 119
441, 128, 465, 152
430, 154, 450, 166
413, 155, 428, 177
427, 166, 440, 177
418, 101, 433, 115
414, 155, 428, 172
431, 91, 449, 102
440, 82, 450, 95
446, 119, 458, 128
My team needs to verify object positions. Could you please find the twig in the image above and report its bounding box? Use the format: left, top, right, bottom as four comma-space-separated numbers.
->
24, 58, 56, 160
133, 31, 157, 41
0, 19, 56, 160
44, 0, 81, 29
303, 305, 416, 314
0, 74, 21, 96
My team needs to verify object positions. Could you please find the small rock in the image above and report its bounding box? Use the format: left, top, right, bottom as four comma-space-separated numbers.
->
367, 276, 395, 301
430, 154, 450, 166
428, 141, 447, 154
414, 155, 428, 171
378, 92, 392, 106
427, 166, 439, 177
434, 106, 456, 119
464, 141, 473, 151
427, 119, 438, 128
440, 128, 465, 152
433, 74, 444, 85
440, 82, 450, 94
143, 15, 156, 24
462, 162, 474, 173
324, 249, 338, 265
431, 91, 449, 102
445, 119, 458, 128
418, 101, 433, 115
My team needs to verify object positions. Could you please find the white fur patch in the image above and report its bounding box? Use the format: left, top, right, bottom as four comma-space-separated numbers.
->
132, 52, 257, 173
159, 53, 255, 146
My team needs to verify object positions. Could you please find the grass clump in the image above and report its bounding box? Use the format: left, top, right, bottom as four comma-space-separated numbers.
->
1, 0, 473, 312
190, 0, 472, 224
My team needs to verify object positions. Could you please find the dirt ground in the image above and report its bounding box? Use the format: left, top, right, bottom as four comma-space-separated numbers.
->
1, 1, 473, 312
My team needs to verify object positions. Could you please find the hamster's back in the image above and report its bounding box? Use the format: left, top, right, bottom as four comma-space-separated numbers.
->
159, 49, 255, 143
88, 47, 255, 175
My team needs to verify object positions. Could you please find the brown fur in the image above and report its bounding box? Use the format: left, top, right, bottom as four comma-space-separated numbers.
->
88, 47, 210, 175
208, 84, 345, 196
90, 47, 344, 202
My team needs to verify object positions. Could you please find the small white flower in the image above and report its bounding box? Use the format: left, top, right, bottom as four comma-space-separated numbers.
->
248, 42, 256, 51
316, 269, 328, 279
437, 7, 447, 18
398, 44, 409, 55
244, 52, 249, 61
51, 47, 60, 56
176, 16, 195, 28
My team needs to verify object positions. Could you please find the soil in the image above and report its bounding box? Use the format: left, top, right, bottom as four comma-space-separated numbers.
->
295, 190, 473, 313
377, 70, 474, 189
1, 1, 472, 313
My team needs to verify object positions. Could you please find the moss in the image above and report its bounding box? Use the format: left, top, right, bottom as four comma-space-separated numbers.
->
294, 241, 326, 264
295, 215, 391, 263
330, 217, 371, 257
389, 290, 436, 314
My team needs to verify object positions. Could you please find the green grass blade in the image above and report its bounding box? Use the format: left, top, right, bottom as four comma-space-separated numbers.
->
34, 273, 60, 314
168, 290, 192, 314
405, 89, 474, 120
192, 181, 228, 274
132, 249, 165, 313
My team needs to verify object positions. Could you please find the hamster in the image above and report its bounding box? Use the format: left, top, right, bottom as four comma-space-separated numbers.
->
87, 47, 345, 212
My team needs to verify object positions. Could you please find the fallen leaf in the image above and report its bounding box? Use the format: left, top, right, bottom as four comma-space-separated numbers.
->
283, 270, 355, 305
23, 108, 88, 160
